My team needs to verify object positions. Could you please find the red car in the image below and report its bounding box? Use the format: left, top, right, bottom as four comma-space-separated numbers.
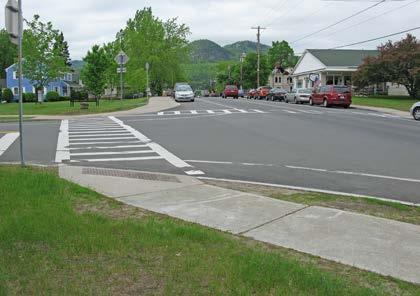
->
247, 89, 257, 99
222, 85, 239, 99
257, 86, 272, 100
310, 85, 352, 108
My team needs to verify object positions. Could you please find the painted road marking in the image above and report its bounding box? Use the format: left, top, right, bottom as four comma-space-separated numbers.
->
156, 109, 266, 116
0, 132, 20, 157
70, 156, 164, 163
55, 120, 70, 163
185, 170, 206, 176
283, 110, 298, 114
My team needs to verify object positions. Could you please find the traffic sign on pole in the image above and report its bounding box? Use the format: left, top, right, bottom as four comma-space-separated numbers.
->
115, 51, 129, 65
5, 0, 19, 45
117, 67, 127, 73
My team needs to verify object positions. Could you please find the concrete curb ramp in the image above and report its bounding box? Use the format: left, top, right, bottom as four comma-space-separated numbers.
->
59, 165, 420, 285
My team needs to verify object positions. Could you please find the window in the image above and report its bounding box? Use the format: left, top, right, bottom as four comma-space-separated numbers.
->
54, 87, 60, 94
275, 77, 278, 83
13, 87, 19, 95
297, 79, 303, 89
13, 71, 17, 79
326, 76, 334, 85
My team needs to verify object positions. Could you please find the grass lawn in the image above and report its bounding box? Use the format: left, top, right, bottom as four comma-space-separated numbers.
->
204, 180, 420, 226
0, 98, 148, 116
1, 166, 419, 295
352, 96, 417, 112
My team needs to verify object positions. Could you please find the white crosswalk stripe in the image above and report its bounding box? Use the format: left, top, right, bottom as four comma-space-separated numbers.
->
156, 109, 266, 116
55, 117, 203, 176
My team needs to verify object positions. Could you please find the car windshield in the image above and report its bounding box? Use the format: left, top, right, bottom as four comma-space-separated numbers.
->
300, 89, 312, 94
226, 85, 237, 90
333, 86, 350, 93
176, 85, 192, 92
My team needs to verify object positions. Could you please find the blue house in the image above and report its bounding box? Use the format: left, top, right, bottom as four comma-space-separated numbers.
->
5, 63, 82, 100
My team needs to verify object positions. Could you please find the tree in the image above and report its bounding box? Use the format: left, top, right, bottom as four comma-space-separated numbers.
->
353, 34, 420, 98
242, 52, 271, 89
81, 45, 108, 99
102, 42, 119, 96
267, 40, 298, 69
22, 15, 69, 95
54, 32, 71, 67
120, 7, 190, 93
0, 29, 17, 79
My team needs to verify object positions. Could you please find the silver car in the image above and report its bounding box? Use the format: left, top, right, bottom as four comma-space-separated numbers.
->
410, 102, 420, 121
286, 88, 312, 104
174, 84, 195, 102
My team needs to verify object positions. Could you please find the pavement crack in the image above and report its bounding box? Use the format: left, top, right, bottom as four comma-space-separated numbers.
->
238, 205, 310, 235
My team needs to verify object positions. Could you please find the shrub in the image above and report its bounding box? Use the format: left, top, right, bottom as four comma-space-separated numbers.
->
2, 88, 14, 103
45, 91, 60, 102
23, 93, 37, 103
70, 90, 88, 101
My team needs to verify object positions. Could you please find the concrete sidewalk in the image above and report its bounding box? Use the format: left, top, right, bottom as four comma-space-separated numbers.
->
59, 165, 420, 285
29, 96, 180, 120
353, 104, 411, 118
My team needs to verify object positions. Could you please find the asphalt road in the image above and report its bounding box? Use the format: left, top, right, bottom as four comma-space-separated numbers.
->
1, 97, 419, 204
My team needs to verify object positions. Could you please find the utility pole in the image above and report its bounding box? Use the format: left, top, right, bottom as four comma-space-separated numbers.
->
240, 52, 246, 90
251, 26, 266, 87
145, 62, 150, 100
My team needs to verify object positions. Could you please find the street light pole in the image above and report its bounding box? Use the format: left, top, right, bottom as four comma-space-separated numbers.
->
17, 0, 24, 166
145, 62, 150, 100
240, 52, 246, 90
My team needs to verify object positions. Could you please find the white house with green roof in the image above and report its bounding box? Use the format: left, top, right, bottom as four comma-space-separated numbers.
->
292, 49, 379, 89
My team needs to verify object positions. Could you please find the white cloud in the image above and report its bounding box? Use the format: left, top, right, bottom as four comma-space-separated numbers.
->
1, 0, 419, 59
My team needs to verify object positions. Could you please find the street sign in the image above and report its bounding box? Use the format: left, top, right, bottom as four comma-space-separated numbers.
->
117, 67, 126, 73
5, 0, 19, 45
115, 51, 129, 65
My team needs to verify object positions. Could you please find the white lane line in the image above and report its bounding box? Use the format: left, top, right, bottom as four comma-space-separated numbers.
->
283, 110, 298, 114
148, 142, 192, 168
70, 136, 135, 141
174, 111, 181, 115
109, 116, 150, 143
109, 116, 193, 169
69, 140, 142, 146
71, 150, 156, 156
185, 160, 234, 165
69, 130, 127, 134
0, 132, 20, 157
285, 165, 328, 172
196, 176, 420, 207
70, 156, 164, 163
235, 109, 248, 113
251, 109, 265, 113
207, 110, 215, 114
55, 120, 70, 163
185, 170, 206, 176
69, 133, 132, 138
190, 110, 198, 114
223, 110, 232, 114
69, 144, 149, 150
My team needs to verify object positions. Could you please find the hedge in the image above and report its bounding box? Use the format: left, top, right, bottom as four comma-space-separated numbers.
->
2, 88, 14, 103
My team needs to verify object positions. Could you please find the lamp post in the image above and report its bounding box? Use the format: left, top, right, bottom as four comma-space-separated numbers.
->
145, 62, 150, 100
240, 52, 246, 90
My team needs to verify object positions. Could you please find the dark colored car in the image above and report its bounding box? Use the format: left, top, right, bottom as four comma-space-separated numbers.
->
247, 89, 257, 99
257, 86, 272, 100
267, 87, 287, 101
222, 85, 239, 99
310, 85, 352, 108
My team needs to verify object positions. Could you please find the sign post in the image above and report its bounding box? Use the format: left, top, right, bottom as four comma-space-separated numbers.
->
145, 62, 150, 99
5, 0, 24, 166
115, 51, 129, 100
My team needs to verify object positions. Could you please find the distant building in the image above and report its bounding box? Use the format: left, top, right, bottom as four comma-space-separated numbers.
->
5, 63, 83, 100
291, 49, 409, 96
268, 67, 293, 91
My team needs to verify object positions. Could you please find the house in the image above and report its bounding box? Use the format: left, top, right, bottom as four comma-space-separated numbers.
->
292, 49, 379, 89
268, 67, 293, 91
5, 63, 83, 100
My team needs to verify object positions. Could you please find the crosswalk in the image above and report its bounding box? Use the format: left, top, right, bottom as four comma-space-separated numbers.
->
55, 116, 204, 175
277, 108, 403, 118
0, 132, 19, 157
157, 109, 266, 116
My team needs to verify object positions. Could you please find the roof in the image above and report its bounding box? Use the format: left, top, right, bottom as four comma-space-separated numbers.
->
307, 49, 379, 67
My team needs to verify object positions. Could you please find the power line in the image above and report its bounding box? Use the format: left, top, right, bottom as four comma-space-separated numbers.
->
264, 0, 306, 28
292, 0, 386, 44
331, 26, 420, 49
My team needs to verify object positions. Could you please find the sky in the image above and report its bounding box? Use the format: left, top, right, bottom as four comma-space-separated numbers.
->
1, 0, 419, 59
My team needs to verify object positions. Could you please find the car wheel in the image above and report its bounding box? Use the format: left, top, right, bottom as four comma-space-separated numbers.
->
309, 98, 314, 106
323, 99, 329, 108
413, 107, 420, 121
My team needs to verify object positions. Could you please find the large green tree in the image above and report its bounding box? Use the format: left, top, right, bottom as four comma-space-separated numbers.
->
102, 42, 119, 96
353, 34, 420, 98
0, 29, 17, 79
54, 32, 71, 67
120, 7, 190, 93
81, 45, 108, 99
22, 15, 69, 94
267, 40, 298, 69
242, 52, 270, 89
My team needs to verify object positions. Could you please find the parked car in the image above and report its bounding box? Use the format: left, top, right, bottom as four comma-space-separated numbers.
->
256, 86, 272, 100
309, 85, 352, 108
247, 89, 257, 99
174, 84, 194, 102
172, 82, 189, 98
410, 102, 420, 121
222, 85, 239, 99
267, 87, 287, 101
286, 88, 312, 104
